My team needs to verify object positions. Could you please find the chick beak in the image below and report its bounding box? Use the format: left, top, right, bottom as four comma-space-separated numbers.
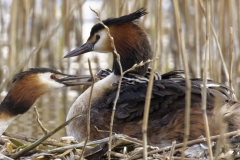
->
64, 42, 94, 58
54, 74, 92, 86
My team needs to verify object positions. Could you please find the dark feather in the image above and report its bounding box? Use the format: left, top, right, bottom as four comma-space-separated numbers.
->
13, 68, 63, 83
90, 8, 147, 38
103, 77, 231, 122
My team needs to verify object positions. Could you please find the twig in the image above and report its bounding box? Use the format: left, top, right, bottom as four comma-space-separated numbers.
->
89, 8, 123, 160
110, 151, 129, 159
79, 59, 95, 160
3, 132, 68, 147
130, 130, 240, 159
153, 155, 199, 160
123, 60, 155, 75
169, 141, 176, 160
217, 149, 234, 159
53, 149, 73, 159
123, 146, 127, 160
10, 114, 81, 159
94, 126, 111, 134
34, 106, 49, 134
18, 153, 54, 159
47, 134, 122, 154
172, 1, 191, 159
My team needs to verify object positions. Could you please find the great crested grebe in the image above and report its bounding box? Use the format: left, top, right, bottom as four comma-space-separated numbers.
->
0, 68, 90, 136
64, 8, 240, 147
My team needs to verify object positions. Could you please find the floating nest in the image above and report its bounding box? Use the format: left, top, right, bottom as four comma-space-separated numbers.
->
1, 131, 240, 160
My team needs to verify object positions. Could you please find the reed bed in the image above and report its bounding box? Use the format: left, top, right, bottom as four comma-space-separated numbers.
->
0, 0, 240, 159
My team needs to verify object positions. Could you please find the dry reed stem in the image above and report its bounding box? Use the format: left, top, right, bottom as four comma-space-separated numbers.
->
111, 151, 196, 160
199, 0, 229, 83
141, 59, 158, 160
89, 7, 123, 160
114, 0, 119, 17
142, 3, 160, 159
110, 151, 128, 159
169, 141, 176, 160
9, 0, 17, 71
239, 2, 240, 52
123, 146, 127, 160
34, 106, 49, 134
194, 0, 200, 78
172, 1, 191, 159
54, 149, 73, 159
79, 58, 95, 160
119, 0, 127, 15
47, 134, 131, 154
155, 0, 162, 73
10, 114, 82, 159
130, 130, 240, 159
229, 27, 237, 101
201, 0, 213, 159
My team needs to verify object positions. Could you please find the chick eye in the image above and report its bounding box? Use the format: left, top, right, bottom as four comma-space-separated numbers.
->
96, 35, 100, 41
50, 74, 55, 79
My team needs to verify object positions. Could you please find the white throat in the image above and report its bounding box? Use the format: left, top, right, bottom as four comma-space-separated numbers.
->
94, 73, 119, 89
66, 73, 119, 140
69, 73, 119, 110
0, 116, 17, 136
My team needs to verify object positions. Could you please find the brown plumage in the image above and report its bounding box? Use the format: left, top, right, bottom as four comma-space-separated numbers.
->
64, 8, 240, 147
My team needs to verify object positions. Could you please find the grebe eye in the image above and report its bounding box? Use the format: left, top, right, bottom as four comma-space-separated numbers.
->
50, 74, 55, 79
96, 35, 100, 40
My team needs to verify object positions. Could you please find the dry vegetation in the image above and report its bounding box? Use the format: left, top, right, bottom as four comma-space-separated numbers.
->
0, 0, 240, 159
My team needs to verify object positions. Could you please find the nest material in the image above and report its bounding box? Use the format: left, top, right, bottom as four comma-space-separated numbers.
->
1, 132, 240, 160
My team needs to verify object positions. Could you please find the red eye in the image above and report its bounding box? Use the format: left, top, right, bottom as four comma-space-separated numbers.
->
96, 35, 100, 40
50, 74, 55, 79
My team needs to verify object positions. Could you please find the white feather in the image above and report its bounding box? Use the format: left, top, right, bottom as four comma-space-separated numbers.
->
37, 73, 65, 89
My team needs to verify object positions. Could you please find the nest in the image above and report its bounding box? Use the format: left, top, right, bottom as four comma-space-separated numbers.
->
1, 131, 240, 160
